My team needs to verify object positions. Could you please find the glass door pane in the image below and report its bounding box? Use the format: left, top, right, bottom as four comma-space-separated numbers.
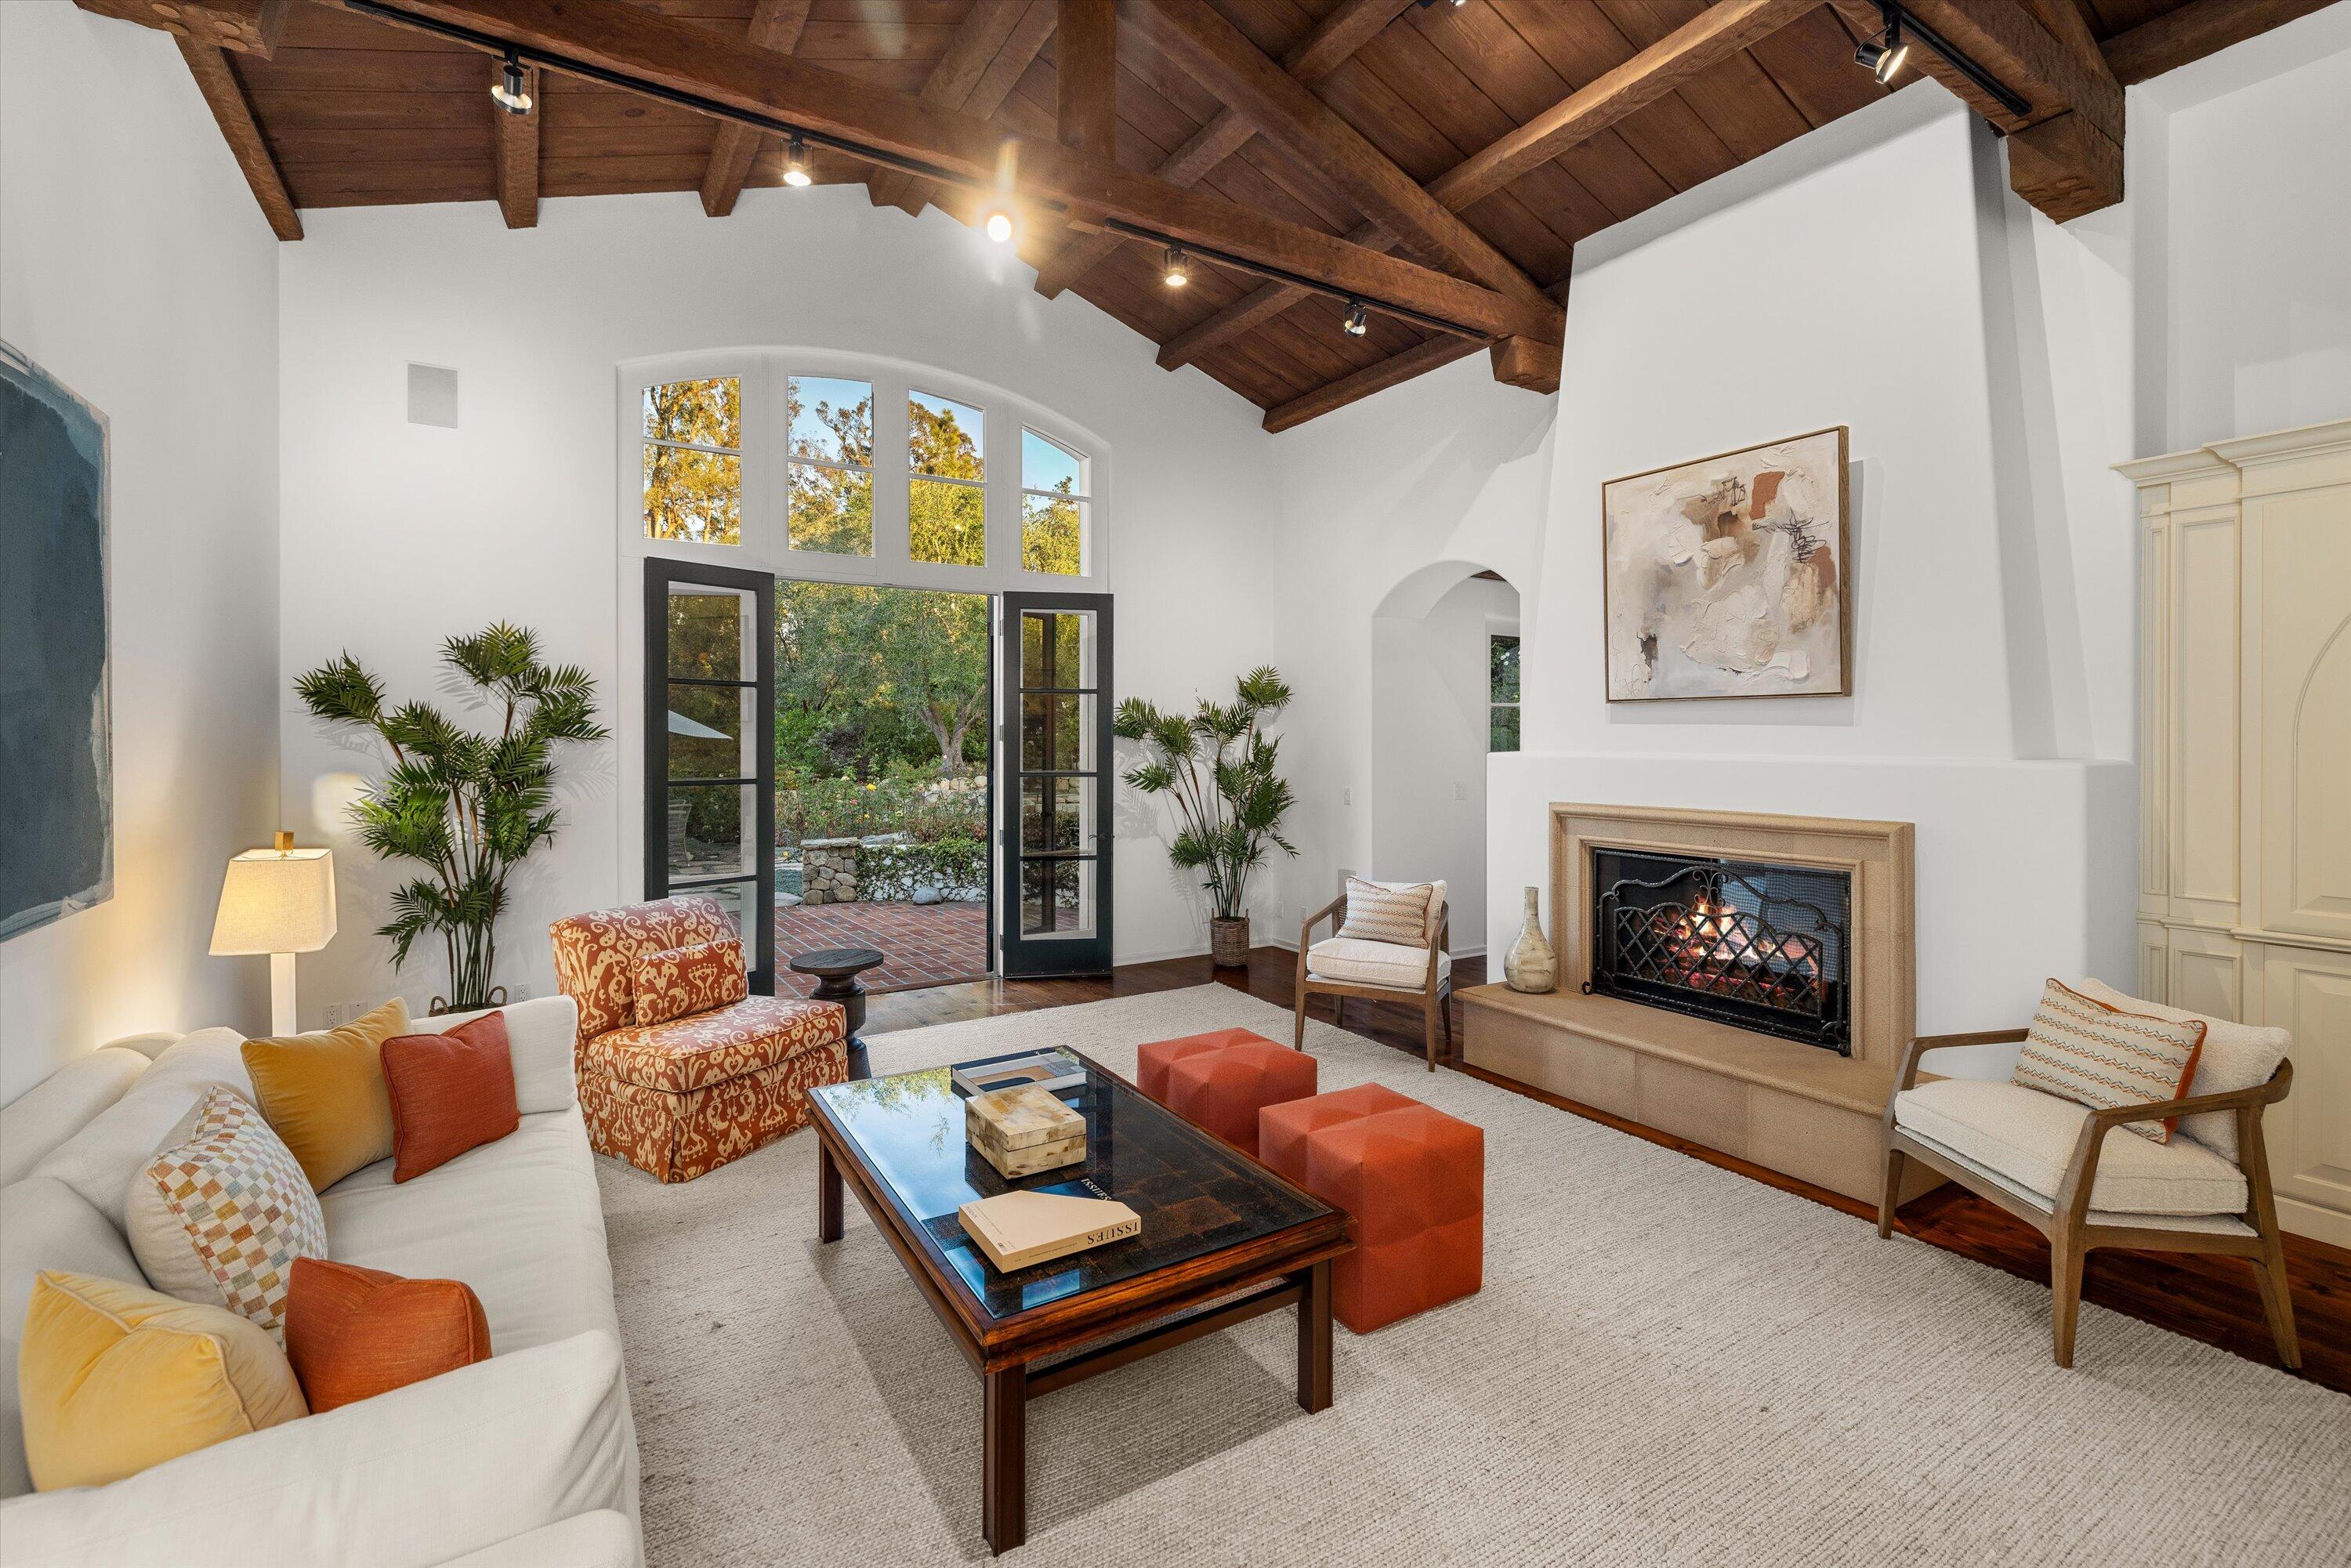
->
998, 592, 1111, 976
645, 560, 775, 993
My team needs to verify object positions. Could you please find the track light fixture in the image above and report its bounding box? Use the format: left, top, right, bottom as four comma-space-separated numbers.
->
1853, 3, 1909, 85
1162, 245, 1190, 288
782, 132, 813, 187
982, 205, 1015, 244
1342, 300, 1369, 337
490, 50, 533, 115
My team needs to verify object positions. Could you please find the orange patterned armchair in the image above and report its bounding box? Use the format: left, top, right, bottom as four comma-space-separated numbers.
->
549, 896, 848, 1183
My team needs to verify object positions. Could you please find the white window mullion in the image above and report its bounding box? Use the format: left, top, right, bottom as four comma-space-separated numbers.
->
872, 373, 912, 575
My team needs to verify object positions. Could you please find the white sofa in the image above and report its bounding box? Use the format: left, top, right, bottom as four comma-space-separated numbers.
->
0, 995, 640, 1568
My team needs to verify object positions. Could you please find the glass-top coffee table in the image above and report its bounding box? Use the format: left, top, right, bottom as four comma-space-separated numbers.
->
808, 1048, 1350, 1555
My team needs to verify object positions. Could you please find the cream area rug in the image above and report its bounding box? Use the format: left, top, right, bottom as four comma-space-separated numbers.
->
596, 986, 2351, 1566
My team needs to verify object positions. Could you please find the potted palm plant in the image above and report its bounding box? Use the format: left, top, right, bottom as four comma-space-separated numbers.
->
295, 625, 607, 1012
1114, 667, 1299, 968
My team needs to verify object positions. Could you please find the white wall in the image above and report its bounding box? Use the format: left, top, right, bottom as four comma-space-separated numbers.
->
1369, 574, 1518, 953
0, 2, 282, 1102
1271, 88, 2143, 1074
2134, 5, 2351, 454
277, 190, 1283, 1024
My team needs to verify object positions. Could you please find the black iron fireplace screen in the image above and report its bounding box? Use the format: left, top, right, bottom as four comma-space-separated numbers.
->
1586, 848, 1853, 1053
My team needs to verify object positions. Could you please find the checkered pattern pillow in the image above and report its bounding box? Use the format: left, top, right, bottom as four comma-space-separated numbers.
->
1336, 878, 1435, 947
2011, 978, 2208, 1144
127, 1085, 328, 1341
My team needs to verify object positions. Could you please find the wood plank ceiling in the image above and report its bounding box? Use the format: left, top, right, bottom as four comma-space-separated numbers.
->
121, 0, 2308, 429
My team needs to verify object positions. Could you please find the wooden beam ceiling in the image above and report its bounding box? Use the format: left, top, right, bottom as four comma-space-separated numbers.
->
493, 59, 538, 227
1032, 0, 1415, 300
176, 38, 303, 240
2102, 0, 2338, 84
324, 0, 1559, 348
699, 0, 816, 217
1056, 0, 1118, 157
1130, 0, 1563, 389
78, 0, 288, 55
865, 0, 1056, 216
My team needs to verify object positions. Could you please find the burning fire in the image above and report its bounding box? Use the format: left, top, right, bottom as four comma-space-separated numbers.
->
1647, 896, 1820, 1008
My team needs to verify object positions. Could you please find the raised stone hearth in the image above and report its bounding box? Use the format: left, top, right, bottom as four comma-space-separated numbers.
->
1463, 804, 1940, 1204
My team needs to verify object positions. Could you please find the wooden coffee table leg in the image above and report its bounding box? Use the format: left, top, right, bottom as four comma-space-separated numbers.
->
1297, 1258, 1333, 1413
817, 1139, 842, 1244
983, 1361, 1027, 1554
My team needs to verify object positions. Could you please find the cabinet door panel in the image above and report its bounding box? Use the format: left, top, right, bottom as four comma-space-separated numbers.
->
2252, 483, 2351, 943
2262, 944, 2351, 1233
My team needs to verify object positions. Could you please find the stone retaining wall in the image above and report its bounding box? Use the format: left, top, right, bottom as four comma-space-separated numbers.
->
799, 838, 860, 905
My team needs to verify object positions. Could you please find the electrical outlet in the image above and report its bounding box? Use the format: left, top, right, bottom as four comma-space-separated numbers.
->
1342, 787, 1353, 806
324, 1002, 347, 1027
1454, 780, 1468, 801
508, 981, 532, 1002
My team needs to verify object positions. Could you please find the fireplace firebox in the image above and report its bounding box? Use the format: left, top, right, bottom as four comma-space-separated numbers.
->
1585, 848, 1852, 1053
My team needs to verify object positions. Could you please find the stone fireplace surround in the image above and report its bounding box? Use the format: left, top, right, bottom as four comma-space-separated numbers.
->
1462, 803, 1940, 1205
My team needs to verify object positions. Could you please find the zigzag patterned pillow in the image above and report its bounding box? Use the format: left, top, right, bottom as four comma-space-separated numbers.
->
2011, 978, 2207, 1144
1336, 878, 1434, 947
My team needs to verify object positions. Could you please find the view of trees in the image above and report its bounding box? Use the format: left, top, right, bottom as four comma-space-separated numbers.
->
776, 581, 988, 780
643, 377, 741, 545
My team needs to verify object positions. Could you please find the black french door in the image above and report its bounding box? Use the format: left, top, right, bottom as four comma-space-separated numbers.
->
998, 592, 1113, 977
643, 559, 776, 994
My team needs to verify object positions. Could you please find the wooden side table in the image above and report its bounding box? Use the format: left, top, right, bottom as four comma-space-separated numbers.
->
787, 946, 885, 1080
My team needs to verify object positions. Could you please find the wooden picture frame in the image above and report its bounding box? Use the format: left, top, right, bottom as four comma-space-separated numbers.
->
1601, 425, 1851, 702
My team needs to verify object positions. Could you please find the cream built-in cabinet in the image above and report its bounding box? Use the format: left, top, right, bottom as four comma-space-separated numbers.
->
2121, 420, 2351, 1248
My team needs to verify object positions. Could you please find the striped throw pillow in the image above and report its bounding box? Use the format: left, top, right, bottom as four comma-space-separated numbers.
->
1336, 878, 1434, 947
2011, 978, 2207, 1143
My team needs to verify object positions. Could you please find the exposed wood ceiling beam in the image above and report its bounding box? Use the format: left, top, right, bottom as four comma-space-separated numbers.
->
1261, 335, 1483, 433
1130, 0, 1562, 389
1896, 0, 2124, 220
1033, 0, 1414, 299
865, 0, 1053, 216
493, 60, 538, 228
176, 38, 302, 240
1056, 0, 1118, 157
1159, 219, 1378, 370
2101, 0, 2338, 84
699, 0, 816, 217
76, 0, 288, 56
1164, 0, 1813, 378
322, 0, 1554, 344
1426, 0, 1818, 212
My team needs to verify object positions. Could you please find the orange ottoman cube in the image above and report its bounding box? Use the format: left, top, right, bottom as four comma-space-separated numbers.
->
1258, 1084, 1483, 1334
1136, 1028, 1317, 1158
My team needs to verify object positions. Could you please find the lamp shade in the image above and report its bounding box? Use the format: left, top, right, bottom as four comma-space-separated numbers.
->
209, 846, 338, 956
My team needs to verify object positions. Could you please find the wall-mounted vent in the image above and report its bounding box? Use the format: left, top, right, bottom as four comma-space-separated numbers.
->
407, 363, 458, 428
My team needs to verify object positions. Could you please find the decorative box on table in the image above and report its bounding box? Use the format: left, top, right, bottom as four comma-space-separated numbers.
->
965, 1085, 1085, 1178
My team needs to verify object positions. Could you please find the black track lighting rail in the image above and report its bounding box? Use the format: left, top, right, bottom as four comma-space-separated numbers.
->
1872, 1, 2033, 118
341, 0, 1493, 344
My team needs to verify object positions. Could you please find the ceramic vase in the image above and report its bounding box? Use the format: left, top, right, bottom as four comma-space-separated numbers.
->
1503, 886, 1558, 994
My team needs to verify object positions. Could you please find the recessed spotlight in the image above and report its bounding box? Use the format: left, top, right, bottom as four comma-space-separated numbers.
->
1342, 300, 1369, 337
1162, 245, 1190, 288
491, 51, 532, 115
782, 132, 813, 188
982, 205, 1015, 244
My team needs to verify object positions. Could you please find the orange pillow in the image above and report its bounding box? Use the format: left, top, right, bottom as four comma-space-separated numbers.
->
631, 937, 748, 1026
381, 1011, 520, 1182
284, 1258, 491, 1413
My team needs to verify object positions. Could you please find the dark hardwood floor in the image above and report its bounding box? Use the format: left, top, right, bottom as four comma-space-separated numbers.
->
867, 945, 2351, 1396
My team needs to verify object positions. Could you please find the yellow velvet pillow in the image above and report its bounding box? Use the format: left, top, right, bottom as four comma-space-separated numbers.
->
241, 998, 411, 1191
18, 1271, 309, 1491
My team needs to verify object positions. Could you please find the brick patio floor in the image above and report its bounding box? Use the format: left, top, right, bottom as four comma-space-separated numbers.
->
776, 899, 988, 995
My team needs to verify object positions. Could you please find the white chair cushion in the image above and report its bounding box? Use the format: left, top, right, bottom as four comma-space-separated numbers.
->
321, 1109, 618, 1356
0, 1047, 149, 1190
2070, 979, 2290, 1164
1895, 1077, 2248, 1216
1307, 936, 1450, 990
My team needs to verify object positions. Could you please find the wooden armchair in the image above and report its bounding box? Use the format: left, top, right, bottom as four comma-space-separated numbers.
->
1293, 891, 1452, 1070
1880, 1027, 2298, 1369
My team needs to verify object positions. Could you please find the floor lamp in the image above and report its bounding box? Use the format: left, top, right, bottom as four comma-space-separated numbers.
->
211, 831, 337, 1037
